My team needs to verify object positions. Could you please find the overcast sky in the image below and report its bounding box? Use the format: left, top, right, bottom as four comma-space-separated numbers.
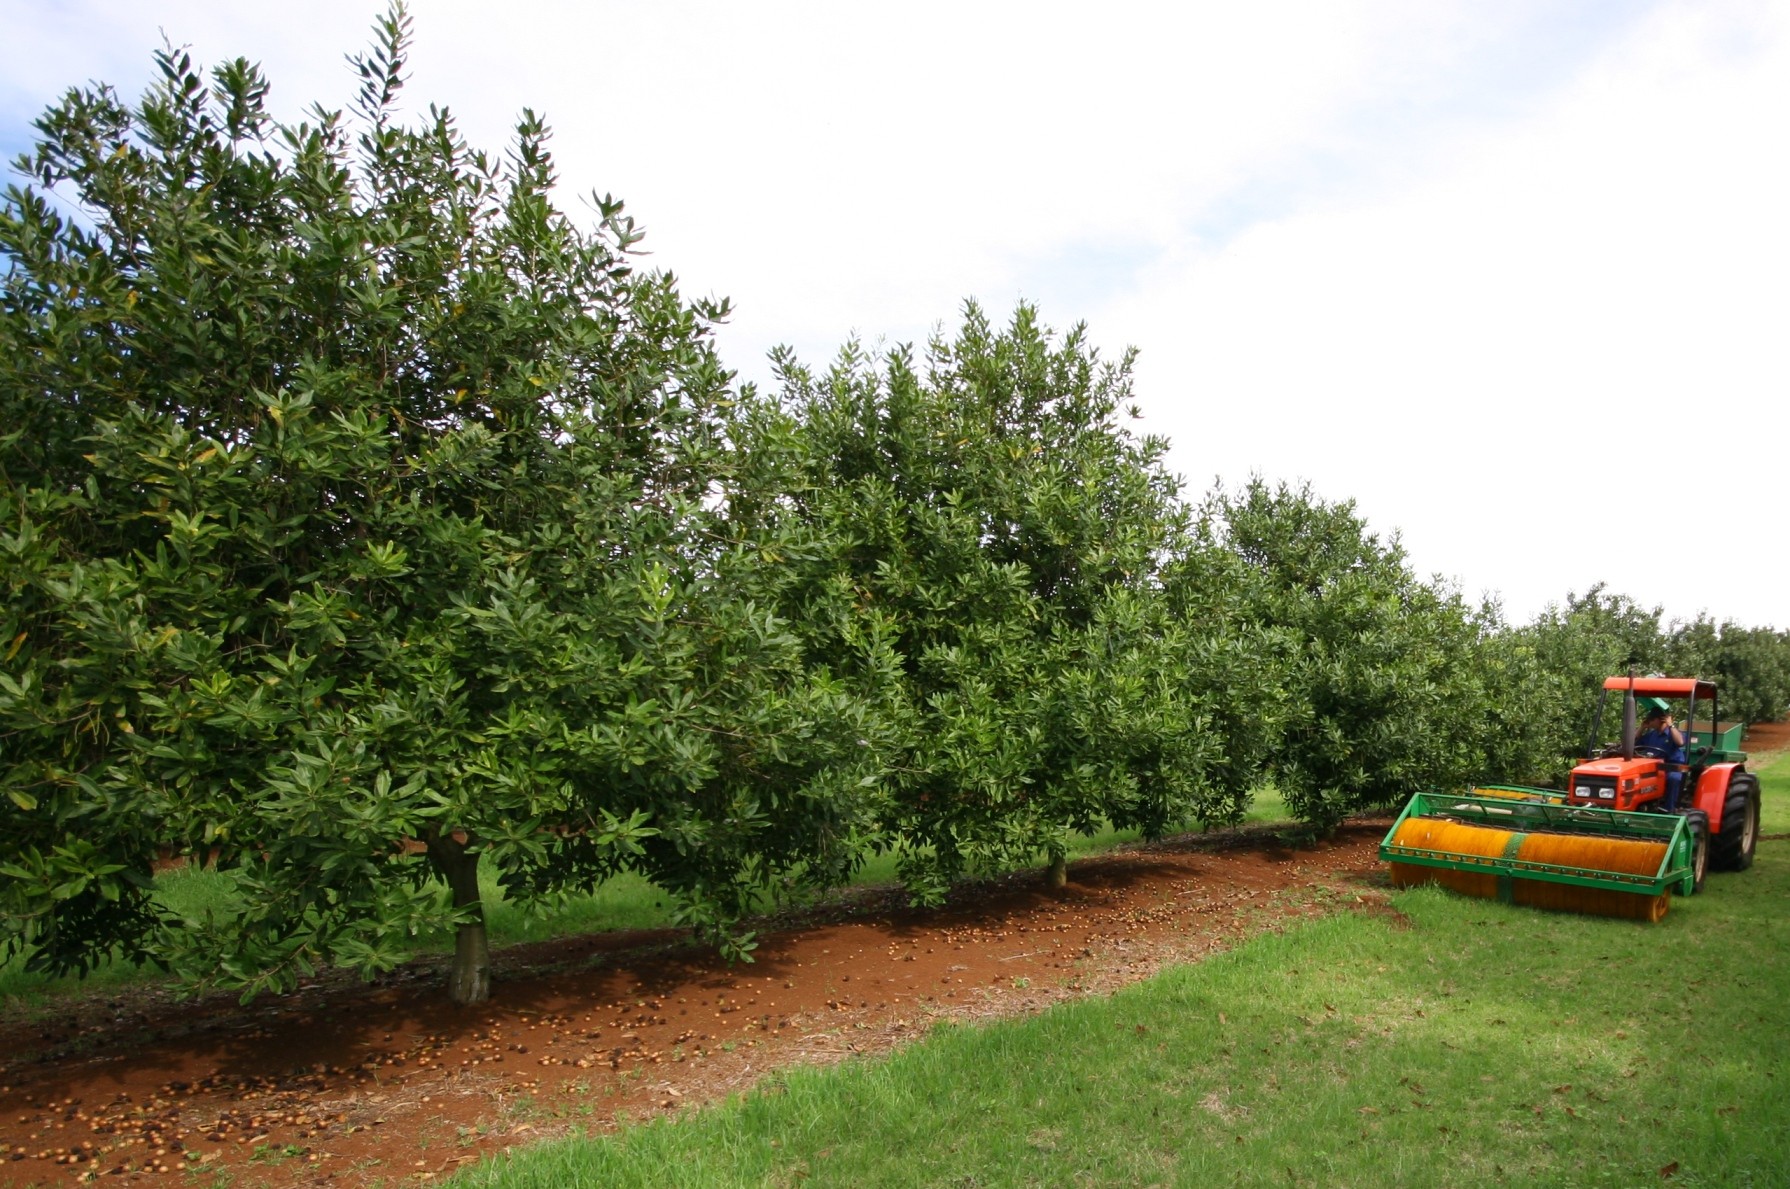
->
4, 0, 1786, 629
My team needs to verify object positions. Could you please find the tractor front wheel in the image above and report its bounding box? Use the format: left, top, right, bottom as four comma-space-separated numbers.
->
1682, 809, 1710, 895
1712, 774, 1760, 872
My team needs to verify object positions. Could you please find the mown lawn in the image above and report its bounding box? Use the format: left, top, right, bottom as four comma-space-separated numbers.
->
451, 750, 1790, 1188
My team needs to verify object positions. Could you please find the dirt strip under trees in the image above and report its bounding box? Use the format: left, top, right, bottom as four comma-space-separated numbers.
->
5, 723, 1784, 1189
0, 822, 1393, 1188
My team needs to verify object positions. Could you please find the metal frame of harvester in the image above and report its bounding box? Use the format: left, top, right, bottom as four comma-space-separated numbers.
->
1379, 676, 1762, 920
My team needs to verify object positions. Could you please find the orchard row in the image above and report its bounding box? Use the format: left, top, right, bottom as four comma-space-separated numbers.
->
4, 9, 1785, 1002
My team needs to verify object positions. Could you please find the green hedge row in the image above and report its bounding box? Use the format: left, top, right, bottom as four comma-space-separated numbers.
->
3, 8, 1785, 1002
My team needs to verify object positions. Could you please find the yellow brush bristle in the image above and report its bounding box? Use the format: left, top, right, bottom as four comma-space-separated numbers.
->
1512, 832, 1670, 921
1387, 818, 1511, 898
1388, 816, 1671, 922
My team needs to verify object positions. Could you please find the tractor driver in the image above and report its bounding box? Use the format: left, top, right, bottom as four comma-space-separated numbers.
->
1637, 708, 1687, 810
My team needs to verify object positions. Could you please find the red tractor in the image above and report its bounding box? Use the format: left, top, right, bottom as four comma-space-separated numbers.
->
1568, 676, 1761, 883
1382, 675, 1760, 921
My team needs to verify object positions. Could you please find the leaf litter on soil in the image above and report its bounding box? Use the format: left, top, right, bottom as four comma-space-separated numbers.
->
0, 821, 1393, 1187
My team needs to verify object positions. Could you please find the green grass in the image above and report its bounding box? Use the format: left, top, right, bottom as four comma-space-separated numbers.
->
1241, 782, 1291, 824
451, 764, 1790, 1188
1757, 746, 1790, 833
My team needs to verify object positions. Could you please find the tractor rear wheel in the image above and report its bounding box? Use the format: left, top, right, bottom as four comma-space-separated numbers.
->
1712, 774, 1760, 872
1682, 809, 1709, 895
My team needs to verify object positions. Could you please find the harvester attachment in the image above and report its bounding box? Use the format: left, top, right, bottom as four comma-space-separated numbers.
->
1380, 790, 1699, 921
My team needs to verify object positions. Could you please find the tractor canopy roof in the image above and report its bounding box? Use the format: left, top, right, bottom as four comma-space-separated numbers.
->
1602, 676, 1717, 700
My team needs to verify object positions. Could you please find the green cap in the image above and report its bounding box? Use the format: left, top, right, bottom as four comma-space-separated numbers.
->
1638, 696, 1671, 718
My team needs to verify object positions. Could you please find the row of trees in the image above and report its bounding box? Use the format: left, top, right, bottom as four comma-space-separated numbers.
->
5, 10, 1787, 1002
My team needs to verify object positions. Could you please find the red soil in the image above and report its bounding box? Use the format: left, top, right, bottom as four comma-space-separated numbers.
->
0, 822, 1393, 1188
1742, 717, 1790, 756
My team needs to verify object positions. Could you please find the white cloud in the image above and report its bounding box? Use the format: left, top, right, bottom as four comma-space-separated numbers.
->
1096, 0, 1790, 628
4, 0, 1783, 627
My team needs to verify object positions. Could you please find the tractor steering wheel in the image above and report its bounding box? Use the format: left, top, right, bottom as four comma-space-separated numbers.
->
1597, 744, 1667, 760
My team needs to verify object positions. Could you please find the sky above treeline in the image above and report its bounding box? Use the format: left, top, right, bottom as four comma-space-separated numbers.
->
4, 0, 1786, 630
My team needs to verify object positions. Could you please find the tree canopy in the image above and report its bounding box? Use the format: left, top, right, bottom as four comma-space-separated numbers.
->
0, 6, 889, 1002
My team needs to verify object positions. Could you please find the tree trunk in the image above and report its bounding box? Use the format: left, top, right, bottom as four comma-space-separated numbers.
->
1046, 852, 1068, 889
427, 832, 490, 1005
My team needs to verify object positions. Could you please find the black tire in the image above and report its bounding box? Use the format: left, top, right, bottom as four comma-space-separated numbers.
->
1712, 773, 1760, 872
1683, 809, 1710, 895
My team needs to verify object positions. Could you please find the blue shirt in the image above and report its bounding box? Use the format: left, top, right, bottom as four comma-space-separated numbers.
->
1636, 726, 1686, 766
